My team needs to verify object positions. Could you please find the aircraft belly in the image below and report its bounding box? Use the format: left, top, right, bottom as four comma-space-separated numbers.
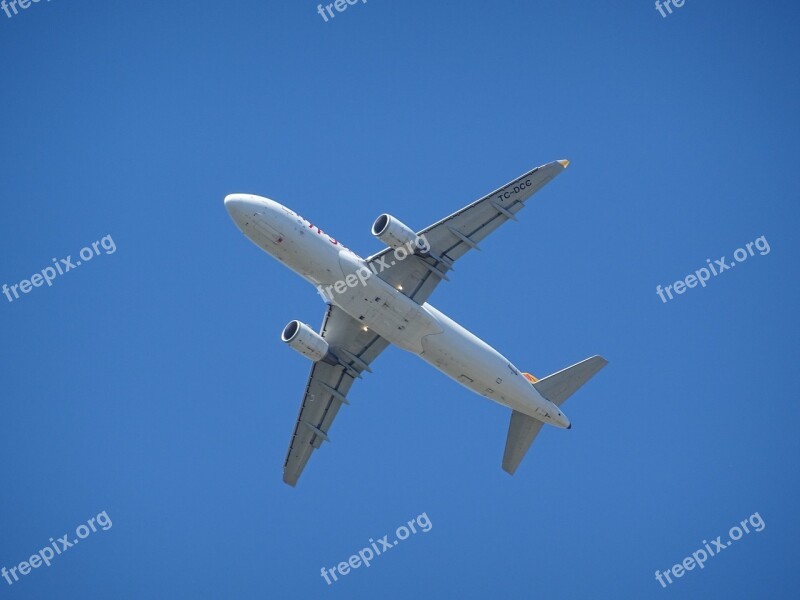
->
342, 295, 438, 353
330, 253, 442, 353
418, 304, 549, 417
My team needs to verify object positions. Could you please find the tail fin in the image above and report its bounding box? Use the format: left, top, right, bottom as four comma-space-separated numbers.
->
502, 355, 607, 475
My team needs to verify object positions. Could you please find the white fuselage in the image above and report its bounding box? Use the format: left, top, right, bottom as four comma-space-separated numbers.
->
225, 194, 569, 428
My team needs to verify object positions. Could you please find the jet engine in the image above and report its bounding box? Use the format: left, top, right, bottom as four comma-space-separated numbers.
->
371, 214, 422, 250
281, 320, 329, 361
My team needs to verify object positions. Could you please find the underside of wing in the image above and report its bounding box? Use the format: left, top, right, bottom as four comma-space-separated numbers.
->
283, 305, 389, 486
366, 160, 568, 305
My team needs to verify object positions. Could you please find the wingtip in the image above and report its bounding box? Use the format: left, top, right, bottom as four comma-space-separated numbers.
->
557, 159, 570, 169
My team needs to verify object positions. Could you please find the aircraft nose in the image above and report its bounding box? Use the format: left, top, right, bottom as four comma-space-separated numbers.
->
224, 194, 247, 216
225, 194, 254, 229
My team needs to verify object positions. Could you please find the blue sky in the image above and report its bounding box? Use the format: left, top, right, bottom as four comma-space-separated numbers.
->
1, 1, 798, 598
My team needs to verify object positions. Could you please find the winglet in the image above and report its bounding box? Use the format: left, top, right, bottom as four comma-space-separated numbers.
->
557, 159, 570, 169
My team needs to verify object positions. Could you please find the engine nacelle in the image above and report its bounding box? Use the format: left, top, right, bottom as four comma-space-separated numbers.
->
371, 214, 422, 251
281, 320, 329, 362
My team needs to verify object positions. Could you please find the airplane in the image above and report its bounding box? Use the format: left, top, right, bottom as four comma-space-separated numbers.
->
224, 159, 607, 486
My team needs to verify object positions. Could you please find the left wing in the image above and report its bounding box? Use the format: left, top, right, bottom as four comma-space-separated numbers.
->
366, 160, 569, 305
283, 304, 389, 487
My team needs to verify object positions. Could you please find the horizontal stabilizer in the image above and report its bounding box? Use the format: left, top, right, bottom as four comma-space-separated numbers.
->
502, 355, 608, 475
502, 410, 545, 475
532, 355, 608, 407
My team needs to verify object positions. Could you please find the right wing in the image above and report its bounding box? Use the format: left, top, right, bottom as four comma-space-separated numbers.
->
283, 304, 389, 487
366, 160, 569, 305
